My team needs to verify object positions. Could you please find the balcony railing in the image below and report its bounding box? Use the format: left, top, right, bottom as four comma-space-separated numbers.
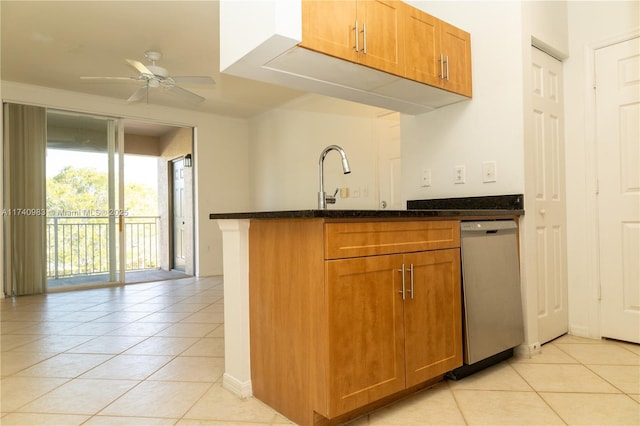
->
46, 216, 160, 279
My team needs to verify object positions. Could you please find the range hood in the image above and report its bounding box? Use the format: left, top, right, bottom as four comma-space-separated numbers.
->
219, 1, 468, 115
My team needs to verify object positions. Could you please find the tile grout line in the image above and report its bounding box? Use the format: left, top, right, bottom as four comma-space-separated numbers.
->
508, 348, 569, 425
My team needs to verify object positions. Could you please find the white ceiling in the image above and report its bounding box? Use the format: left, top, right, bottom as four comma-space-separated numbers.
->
0, 0, 305, 128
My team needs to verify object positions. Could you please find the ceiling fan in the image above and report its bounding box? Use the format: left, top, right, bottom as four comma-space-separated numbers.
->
80, 51, 215, 104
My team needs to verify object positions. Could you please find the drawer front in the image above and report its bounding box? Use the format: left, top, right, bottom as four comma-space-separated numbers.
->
325, 220, 460, 259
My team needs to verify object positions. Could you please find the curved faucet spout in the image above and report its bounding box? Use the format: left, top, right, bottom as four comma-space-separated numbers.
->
318, 145, 351, 209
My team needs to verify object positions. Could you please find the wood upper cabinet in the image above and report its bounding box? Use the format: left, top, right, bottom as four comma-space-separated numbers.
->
403, 6, 440, 87
438, 20, 472, 97
300, 0, 358, 63
357, 0, 404, 75
301, 0, 472, 97
300, 0, 405, 76
404, 7, 472, 97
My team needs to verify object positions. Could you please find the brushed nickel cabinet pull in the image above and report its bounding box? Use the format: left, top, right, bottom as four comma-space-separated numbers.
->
354, 20, 359, 52
445, 55, 450, 81
409, 263, 414, 299
398, 264, 405, 300
362, 22, 367, 54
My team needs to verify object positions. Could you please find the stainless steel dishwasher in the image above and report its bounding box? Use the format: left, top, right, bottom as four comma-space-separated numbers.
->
447, 220, 524, 380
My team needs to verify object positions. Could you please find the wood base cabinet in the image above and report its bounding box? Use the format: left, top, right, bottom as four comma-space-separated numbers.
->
249, 219, 462, 425
327, 249, 462, 416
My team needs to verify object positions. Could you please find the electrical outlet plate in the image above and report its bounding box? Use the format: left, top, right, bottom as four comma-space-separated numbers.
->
454, 165, 465, 184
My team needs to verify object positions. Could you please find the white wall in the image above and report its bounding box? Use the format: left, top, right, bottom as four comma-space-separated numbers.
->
1, 81, 251, 277
403, 1, 573, 353
248, 94, 386, 211
563, 1, 640, 338
409, 0, 639, 347
402, 1, 526, 201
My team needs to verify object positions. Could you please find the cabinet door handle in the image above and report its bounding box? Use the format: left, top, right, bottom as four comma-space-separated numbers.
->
409, 263, 414, 299
397, 263, 405, 300
354, 20, 359, 52
362, 22, 367, 54
439, 53, 444, 79
445, 55, 450, 81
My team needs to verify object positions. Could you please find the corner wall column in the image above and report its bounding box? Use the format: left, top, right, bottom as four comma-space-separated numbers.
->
217, 219, 252, 397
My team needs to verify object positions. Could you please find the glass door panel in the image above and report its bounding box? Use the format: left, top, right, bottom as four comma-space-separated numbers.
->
46, 110, 123, 289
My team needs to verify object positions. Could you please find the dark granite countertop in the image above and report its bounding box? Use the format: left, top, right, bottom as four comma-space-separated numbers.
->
209, 194, 524, 220
209, 209, 523, 220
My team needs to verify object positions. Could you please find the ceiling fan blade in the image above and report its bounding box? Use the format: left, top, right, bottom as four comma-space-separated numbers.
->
80, 76, 135, 81
126, 59, 153, 75
165, 85, 205, 103
170, 76, 215, 85
127, 85, 148, 103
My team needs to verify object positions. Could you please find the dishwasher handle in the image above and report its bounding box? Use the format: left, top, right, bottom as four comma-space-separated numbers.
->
461, 220, 517, 234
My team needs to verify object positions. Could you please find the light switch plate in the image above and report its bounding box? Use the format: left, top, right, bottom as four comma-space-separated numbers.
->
482, 161, 497, 183
421, 169, 431, 187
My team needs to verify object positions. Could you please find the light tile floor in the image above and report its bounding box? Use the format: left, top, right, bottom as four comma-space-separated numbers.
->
1, 276, 639, 425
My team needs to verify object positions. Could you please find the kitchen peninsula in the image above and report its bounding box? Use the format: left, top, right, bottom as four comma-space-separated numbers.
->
210, 197, 523, 425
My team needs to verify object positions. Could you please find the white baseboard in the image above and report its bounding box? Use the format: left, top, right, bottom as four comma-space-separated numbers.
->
222, 373, 253, 398
514, 342, 542, 358
569, 325, 598, 339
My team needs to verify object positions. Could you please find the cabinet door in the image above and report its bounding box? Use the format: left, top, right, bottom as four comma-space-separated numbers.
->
403, 249, 462, 387
357, 0, 405, 76
403, 7, 441, 86
300, 0, 359, 63
439, 21, 472, 97
325, 254, 405, 417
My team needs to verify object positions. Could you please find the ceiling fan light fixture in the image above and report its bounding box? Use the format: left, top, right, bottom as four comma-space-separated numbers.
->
145, 51, 162, 63
148, 78, 160, 88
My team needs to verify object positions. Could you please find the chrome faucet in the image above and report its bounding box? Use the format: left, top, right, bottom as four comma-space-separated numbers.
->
318, 145, 351, 209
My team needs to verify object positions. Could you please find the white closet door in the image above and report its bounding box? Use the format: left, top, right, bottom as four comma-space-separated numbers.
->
596, 37, 640, 344
531, 46, 569, 344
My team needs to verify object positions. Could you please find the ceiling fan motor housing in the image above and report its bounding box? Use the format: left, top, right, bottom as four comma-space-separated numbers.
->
146, 65, 169, 78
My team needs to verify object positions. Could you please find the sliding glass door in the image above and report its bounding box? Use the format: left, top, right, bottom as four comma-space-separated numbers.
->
46, 110, 124, 290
